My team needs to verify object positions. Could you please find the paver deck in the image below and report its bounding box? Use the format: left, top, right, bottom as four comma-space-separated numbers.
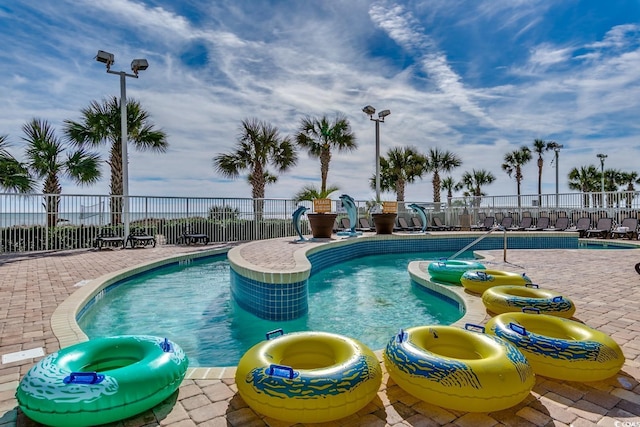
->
1, 234, 640, 426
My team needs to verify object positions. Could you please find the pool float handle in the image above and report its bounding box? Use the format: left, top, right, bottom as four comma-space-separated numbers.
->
508, 322, 528, 336
63, 371, 105, 385
464, 323, 485, 333
525, 283, 539, 288
160, 337, 173, 352
522, 307, 540, 314
268, 364, 296, 379
266, 329, 284, 340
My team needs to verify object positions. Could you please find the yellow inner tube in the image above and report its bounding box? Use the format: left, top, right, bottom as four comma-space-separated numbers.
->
235, 331, 381, 423
482, 285, 576, 318
485, 312, 625, 382
461, 270, 531, 294
384, 325, 535, 412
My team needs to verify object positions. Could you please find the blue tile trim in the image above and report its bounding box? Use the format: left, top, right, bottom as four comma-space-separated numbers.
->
230, 269, 307, 321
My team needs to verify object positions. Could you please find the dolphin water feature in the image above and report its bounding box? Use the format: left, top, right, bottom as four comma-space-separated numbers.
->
337, 194, 362, 237
292, 206, 309, 242
409, 203, 429, 233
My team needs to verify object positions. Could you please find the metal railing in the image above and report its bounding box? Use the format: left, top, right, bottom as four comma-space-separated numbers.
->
1, 191, 639, 254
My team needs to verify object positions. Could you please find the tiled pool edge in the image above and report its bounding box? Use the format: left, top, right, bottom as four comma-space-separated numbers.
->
50, 247, 235, 381
51, 232, 581, 381
227, 232, 578, 321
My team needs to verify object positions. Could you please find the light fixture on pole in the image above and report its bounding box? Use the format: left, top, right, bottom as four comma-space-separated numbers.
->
597, 153, 607, 207
548, 142, 563, 207
96, 50, 149, 240
362, 105, 390, 201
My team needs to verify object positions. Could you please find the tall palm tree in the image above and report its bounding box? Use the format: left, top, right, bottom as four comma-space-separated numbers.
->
441, 176, 456, 207
296, 114, 356, 195
0, 135, 34, 192
425, 148, 462, 204
458, 169, 496, 208
64, 96, 168, 224
23, 119, 101, 226
532, 139, 554, 205
213, 118, 297, 218
568, 165, 599, 208
370, 146, 427, 202
502, 146, 532, 208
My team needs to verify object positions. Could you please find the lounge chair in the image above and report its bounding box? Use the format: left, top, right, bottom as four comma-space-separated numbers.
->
543, 217, 569, 231
397, 217, 419, 231
584, 218, 613, 239
566, 217, 591, 237
411, 216, 424, 230
93, 227, 125, 250
357, 217, 375, 232
498, 216, 513, 229
471, 216, 495, 231
126, 228, 156, 248
610, 218, 638, 240
429, 217, 452, 231
507, 216, 532, 231
525, 216, 550, 231
338, 217, 350, 231
181, 226, 209, 245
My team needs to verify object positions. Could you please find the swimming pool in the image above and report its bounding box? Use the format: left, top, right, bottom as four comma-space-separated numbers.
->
78, 251, 464, 367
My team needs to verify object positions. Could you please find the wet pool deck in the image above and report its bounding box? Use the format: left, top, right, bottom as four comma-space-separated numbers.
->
1, 232, 640, 426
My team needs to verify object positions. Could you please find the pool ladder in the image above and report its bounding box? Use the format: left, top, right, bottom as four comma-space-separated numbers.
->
448, 226, 508, 262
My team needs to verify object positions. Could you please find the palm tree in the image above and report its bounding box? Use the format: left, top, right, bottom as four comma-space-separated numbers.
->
619, 171, 640, 207
0, 135, 34, 192
425, 148, 462, 204
532, 139, 554, 206
296, 114, 356, 195
370, 146, 427, 203
502, 146, 532, 208
64, 96, 168, 224
568, 165, 599, 208
293, 185, 340, 202
458, 169, 496, 208
23, 119, 101, 226
441, 176, 457, 207
213, 118, 297, 219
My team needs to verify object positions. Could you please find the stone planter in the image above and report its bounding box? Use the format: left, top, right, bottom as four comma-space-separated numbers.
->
307, 213, 337, 238
372, 213, 397, 235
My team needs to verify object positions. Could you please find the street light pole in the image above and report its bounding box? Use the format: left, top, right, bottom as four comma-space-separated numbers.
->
96, 50, 148, 240
597, 153, 607, 207
362, 105, 390, 202
549, 142, 563, 207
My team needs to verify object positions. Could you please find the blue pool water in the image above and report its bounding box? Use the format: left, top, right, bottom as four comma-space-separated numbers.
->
79, 252, 465, 367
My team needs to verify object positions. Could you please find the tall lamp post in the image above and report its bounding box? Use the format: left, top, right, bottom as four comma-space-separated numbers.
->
95, 50, 149, 239
549, 142, 563, 207
362, 105, 390, 202
597, 153, 607, 208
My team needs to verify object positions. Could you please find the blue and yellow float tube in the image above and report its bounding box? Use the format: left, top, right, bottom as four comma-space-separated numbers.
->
427, 259, 486, 285
482, 284, 576, 318
383, 325, 535, 412
461, 269, 532, 294
236, 329, 381, 423
16, 335, 188, 427
486, 312, 625, 382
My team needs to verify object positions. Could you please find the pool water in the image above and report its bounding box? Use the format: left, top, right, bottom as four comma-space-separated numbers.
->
79, 252, 464, 366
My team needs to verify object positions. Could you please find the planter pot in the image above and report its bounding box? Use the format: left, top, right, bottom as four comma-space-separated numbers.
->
372, 213, 397, 235
307, 213, 337, 238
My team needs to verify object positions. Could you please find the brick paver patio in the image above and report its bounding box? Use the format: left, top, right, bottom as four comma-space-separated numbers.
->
1, 236, 639, 426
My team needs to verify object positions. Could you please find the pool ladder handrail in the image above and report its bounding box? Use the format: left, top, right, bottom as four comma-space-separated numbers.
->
448, 225, 508, 262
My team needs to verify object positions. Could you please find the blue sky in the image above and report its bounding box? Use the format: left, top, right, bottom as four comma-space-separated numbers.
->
1, 1, 639, 201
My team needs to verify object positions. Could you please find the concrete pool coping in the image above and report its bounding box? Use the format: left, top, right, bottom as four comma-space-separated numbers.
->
52, 231, 597, 381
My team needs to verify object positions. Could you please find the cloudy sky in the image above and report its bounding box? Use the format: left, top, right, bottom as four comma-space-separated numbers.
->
1, 1, 639, 202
